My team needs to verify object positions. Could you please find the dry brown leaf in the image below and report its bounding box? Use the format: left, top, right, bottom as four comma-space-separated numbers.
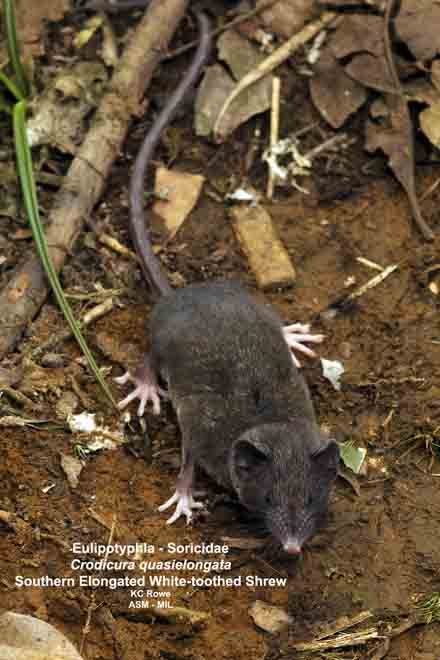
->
405, 78, 440, 105
194, 30, 271, 138
395, 0, 440, 61
365, 95, 424, 234
0, 612, 83, 660
249, 600, 290, 634
310, 48, 368, 128
60, 454, 84, 489
331, 15, 385, 58
432, 60, 440, 91
153, 167, 205, 239
257, 0, 317, 39
345, 53, 396, 93
420, 100, 440, 148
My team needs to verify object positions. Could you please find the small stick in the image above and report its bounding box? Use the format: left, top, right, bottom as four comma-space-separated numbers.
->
303, 133, 348, 161
267, 76, 280, 199
214, 11, 337, 140
31, 298, 115, 358
341, 263, 400, 304
420, 177, 440, 201
356, 256, 385, 271
321, 262, 401, 319
292, 627, 380, 652
0, 0, 192, 359
0, 386, 41, 411
314, 610, 373, 641
165, 0, 283, 61
98, 233, 139, 262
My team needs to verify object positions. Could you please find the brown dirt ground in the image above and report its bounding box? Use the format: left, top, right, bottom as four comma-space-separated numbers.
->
1, 4, 440, 660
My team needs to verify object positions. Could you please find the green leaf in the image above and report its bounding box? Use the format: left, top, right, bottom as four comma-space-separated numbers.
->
13, 100, 118, 411
3, 0, 30, 98
0, 70, 24, 102
339, 441, 366, 474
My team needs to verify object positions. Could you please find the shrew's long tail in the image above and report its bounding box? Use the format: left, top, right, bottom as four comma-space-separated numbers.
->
129, 11, 211, 297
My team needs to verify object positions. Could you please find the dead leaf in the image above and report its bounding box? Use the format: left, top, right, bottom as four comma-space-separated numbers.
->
432, 60, 440, 91
420, 100, 440, 147
365, 95, 428, 237
249, 600, 291, 634
195, 30, 271, 138
331, 15, 385, 58
395, 0, 440, 61
0, 612, 83, 660
257, 0, 316, 39
345, 53, 396, 94
310, 48, 368, 128
218, 28, 268, 81
195, 65, 235, 136
60, 454, 84, 488
405, 79, 440, 105
153, 167, 205, 239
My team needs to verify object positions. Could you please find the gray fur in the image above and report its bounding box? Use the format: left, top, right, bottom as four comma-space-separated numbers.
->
149, 280, 339, 551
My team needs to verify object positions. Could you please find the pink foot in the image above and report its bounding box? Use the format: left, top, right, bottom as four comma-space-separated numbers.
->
283, 323, 324, 367
158, 489, 204, 525
115, 370, 167, 416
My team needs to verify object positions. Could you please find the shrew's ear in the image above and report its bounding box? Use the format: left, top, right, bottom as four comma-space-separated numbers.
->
232, 439, 270, 481
311, 439, 340, 476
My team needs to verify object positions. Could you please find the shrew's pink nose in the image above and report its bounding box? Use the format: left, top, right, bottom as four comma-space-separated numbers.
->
283, 539, 302, 555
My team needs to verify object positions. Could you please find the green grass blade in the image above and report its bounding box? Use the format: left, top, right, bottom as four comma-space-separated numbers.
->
3, 0, 30, 98
0, 70, 24, 101
13, 101, 118, 411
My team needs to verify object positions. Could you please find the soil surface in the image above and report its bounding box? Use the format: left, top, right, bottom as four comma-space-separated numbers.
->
1, 4, 440, 660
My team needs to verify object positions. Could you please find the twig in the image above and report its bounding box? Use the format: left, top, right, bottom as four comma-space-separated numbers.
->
356, 256, 385, 271
320, 262, 400, 319
0, 0, 191, 359
343, 263, 400, 303
314, 610, 373, 641
420, 177, 440, 201
31, 297, 115, 358
213, 11, 337, 141
98, 233, 139, 261
0, 385, 41, 411
303, 133, 348, 161
267, 76, 280, 199
165, 0, 283, 61
292, 627, 380, 652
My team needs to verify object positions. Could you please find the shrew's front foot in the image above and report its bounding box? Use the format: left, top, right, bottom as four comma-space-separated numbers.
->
158, 489, 205, 525
283, 323, 324, 367
115, 356, 167, 416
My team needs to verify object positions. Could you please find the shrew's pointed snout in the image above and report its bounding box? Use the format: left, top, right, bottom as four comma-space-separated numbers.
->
283, 538, 302, 556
